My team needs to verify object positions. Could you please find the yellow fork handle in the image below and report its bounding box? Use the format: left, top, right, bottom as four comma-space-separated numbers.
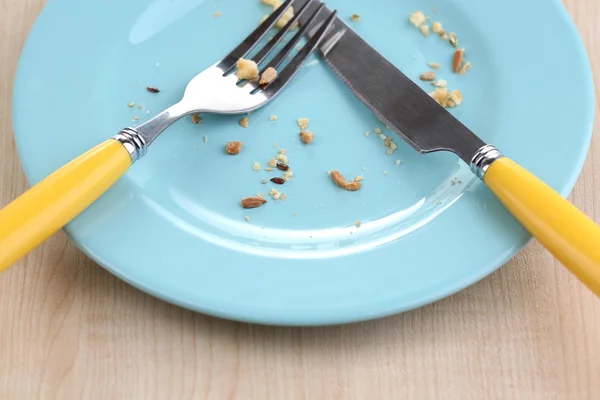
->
484, 157, 600, 295
0, 139, 132, 272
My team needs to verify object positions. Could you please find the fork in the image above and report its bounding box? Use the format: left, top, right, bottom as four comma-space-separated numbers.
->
0, 0, 337, 272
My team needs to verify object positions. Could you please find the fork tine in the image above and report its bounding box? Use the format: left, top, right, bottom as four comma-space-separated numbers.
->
261, 10, 337, 97
251, 0, 315, 65
217, 0, 295, 72
259, 3, 325, 74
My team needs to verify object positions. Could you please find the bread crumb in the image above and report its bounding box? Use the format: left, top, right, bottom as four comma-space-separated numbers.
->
283, 169, 294, 181
245, 216, 251, 222
460, 62, 472, 75
259, 67, 278, 85
364, 131, 370, 137
240, 116, 249, 128
420, 25, 430, 37
225, 141, 243, 155
128, 102, 135, 108
448, 90, 463, 107
261, 179, 267, 184
378, 133, 386, 140
261, 0, 279, 6
192, 114, 201, 124
203, 135, 208, 143
448, 32, 459, 47
297, 118, 309, 130
236, 58, 259, 81
214, 11, 221, 17
350, 14, 360, 22
374, 128, 382, 134
272, 2, 295, 29
355, 175, 364, 181
265, 167, 273, 172
355, 221, 362, 228
383, 170, 388, 175
428, 62, 441, 70
432, 21, 442, 33
429, 87, 450, 107
409, 10, 427, 27
252, 162, 262, 171
276, 153, 288, 164
432, 79, 447, 88
269, 115, 278, 121
269, 157, 277, 167
386, 148, 394, 155
299, 131, 314, 144
420, 71, 436, 81
137, 105, 143, 110
395, 160, 402, 165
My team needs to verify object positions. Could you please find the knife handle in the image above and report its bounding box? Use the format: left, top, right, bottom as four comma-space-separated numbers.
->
0, 139, 132, 273
484, 157, 600, 295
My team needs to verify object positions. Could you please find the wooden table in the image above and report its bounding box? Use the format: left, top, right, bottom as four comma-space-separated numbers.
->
1, 1, 599, 398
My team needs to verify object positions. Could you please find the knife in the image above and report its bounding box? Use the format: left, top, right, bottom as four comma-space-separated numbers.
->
297, 1, 600, 295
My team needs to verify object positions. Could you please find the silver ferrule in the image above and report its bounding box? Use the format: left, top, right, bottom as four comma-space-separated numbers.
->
113, 128, 148, 162
470, 145, 504, 180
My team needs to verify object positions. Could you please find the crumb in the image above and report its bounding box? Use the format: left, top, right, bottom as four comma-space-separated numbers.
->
269, 188, 283, 200
269, 115, 278, 121
252, 162, 262, 171
265, 167, 274, 172
409, 10, 427, 27
214, 11, 221, 17
128, 102, 135, 108
276, 154, 288, 164
283, 169, 294, 181
225, 141, 243, 155
390, 142, 397, 150
378, 134, 386, 141
420, 71, 436, 81
429, 87, 450, 107
350, 14, 360, 22
374, 128, 382, 134
331, 170, 362, 192
133, 116, 139, 121
395, 160, 402, 165
299, 131, 314, 144
279, 149, 286, 155
448, 32, 458, 47
292, 213, 297, 217
236, 58, 259, 81
261, 179, 267, 184
269, 158, 277, 167
137, 105, 143, 110
240, 116, 249, 128
428, 62, 441, 70
297, 118, 309, 130
441, 32, 449, 40
460, 62, 472, 75
448, 90, 463, 107
192, 114, 201, 124
432, 21, 442, 33
204, 135, 208, 143
272, 2, 295, 29
420, 25, 430, 37
259, 67, 278, 85
432, 79, 447, 88
383, 170, 388, 175
281, 193, 287, 200
364, 131, 370, 137
245, 216, 251, 222
453, 48, 465, 73
386, 148, 394, 155
355, 175, 364, 181
261, 0, 279, 6
355, 221, 362, 228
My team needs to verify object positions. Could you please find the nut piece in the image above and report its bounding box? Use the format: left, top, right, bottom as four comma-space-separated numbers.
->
420, 25, 430, 37
409, 10, 426, 27
432, 21, 443, 33
259, 67, 278, 85
225, 141, 243, 155
236, 58, 259, 81
192, 114, 201, 124
241, 196, 267, 209
330, 170, 362, 192
420, 71, 437, 81
428, 62, 441, 70
452, 49, 465, 73
299, 131, 314, 144
240, 116, 249, 128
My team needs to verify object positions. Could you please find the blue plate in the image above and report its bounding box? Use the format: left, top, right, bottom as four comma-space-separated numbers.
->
13, 0, 594, 325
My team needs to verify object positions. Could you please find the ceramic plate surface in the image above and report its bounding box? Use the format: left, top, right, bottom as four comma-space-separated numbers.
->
13, 0, 594, 325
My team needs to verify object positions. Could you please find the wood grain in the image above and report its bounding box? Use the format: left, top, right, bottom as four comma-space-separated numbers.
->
0, 1, 599, 399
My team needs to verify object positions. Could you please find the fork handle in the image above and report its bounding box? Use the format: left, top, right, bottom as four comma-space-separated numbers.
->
0, 139, 132, 272
484, 157, 600, 295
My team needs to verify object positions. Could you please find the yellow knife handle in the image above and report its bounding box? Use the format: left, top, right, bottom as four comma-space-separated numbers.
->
0, 139, 132, 272
484, 157, 600, 295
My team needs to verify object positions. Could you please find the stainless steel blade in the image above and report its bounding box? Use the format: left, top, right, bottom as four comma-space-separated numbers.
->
294, 0, 486, 164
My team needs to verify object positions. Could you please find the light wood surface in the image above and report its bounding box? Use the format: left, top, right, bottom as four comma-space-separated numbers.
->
1, 1, 599, 399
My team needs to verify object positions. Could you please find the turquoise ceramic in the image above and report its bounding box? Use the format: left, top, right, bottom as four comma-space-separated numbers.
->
12, 0, 594, 325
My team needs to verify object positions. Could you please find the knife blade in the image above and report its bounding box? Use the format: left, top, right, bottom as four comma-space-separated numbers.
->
292, 0, 600, 296
295, 0, 485, 163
